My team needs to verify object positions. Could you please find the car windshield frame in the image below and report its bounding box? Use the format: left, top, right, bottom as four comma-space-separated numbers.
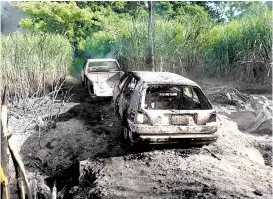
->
87, 61, 120, 72
142, 84, 212, 110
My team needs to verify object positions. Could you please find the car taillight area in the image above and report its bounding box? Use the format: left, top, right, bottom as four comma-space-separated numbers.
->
136, 113, 150, 124
135, 110, 216, 126
207, 113, 216, 123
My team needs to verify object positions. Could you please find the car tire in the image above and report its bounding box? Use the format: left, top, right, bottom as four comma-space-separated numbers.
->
123, 125, 129, 141
87, 80, 97, 101
123, 125, 135, 146
127, 128, 135, 147
83, 77, 87, 88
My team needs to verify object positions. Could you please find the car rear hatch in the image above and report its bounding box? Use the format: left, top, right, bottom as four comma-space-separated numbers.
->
143, 109, 216, 126
138, 84, 216, 129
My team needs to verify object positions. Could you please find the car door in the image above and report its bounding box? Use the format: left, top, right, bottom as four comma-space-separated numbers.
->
126, 82, 142, 123
113, 73, 129, 103
118, 75, 138, 119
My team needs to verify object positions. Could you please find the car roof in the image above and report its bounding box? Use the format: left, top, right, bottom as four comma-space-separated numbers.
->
87, 58, 117, 62
130, 71, 199, 87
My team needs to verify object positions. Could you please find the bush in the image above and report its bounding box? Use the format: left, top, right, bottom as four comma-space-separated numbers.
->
0, 33, 73, 101
72, 57, 85, 75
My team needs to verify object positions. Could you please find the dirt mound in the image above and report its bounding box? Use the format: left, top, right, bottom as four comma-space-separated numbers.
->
68, 115, 272, 199
207, 87, 250, 106
21, 106, 125, 176
210, 87, 272, 136
250, 119, 272, 136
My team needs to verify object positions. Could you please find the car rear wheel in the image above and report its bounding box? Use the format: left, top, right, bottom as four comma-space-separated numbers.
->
87, 80, 94, 96
87, 80, 98, 102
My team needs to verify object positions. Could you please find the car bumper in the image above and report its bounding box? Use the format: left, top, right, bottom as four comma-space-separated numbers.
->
138, 134, 217, 144
128, 121, 218, 144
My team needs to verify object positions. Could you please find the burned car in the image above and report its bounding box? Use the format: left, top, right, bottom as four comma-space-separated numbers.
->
114, 71, 218, 145
81, 58, 124, 99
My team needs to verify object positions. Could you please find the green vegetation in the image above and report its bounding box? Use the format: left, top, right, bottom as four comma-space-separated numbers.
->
15, 1, 105, 57
11, 1, 273, 83
203, 4, 272, 82
0, 33, 73, 101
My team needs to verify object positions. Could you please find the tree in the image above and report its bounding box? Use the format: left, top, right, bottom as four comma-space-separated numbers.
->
76, 1, 147, 19
15, 2, 105, 56
202, 1, 266, 22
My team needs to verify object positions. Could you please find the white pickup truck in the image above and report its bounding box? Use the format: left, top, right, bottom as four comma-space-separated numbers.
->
81, 58, 124, 99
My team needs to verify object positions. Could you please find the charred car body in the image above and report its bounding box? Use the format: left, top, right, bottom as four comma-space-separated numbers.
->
113, 71, 218, 145
81, 59, 124, 99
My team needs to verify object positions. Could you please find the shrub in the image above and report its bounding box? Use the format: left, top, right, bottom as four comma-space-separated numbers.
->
72, 57, 85, 75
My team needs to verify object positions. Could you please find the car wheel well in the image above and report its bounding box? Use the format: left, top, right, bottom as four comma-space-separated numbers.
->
87, 80, 95, 96
84, 76, 88, 87
114, 96, 120, 115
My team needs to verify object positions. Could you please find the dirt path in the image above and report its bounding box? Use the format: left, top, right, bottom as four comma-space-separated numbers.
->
8, 81, 272, 199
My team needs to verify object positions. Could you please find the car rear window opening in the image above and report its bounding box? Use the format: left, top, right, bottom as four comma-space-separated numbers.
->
87, 61, 119, 72
144, 85, 212, 110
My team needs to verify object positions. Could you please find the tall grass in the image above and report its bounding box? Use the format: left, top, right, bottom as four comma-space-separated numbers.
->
84, 15, 210, 75
81, 3, 271, 83
202, 6, 272, 82
0, 33, 73, 101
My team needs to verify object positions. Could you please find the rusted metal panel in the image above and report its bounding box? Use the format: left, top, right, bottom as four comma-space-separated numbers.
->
128, 120, 217, 135
137, 109, 215, 126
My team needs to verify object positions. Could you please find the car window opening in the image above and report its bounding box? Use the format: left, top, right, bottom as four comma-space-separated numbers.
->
144, 85, 212, 110
87, 61, 119, 72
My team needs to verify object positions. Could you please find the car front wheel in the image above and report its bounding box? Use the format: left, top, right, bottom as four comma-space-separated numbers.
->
87, 80, 94, 96
123, 125, 129, 141
123, 125, 135, 147
128, 128, 135, 146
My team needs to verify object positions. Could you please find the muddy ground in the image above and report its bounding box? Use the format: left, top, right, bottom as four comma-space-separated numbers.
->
8, 79, 272, 199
